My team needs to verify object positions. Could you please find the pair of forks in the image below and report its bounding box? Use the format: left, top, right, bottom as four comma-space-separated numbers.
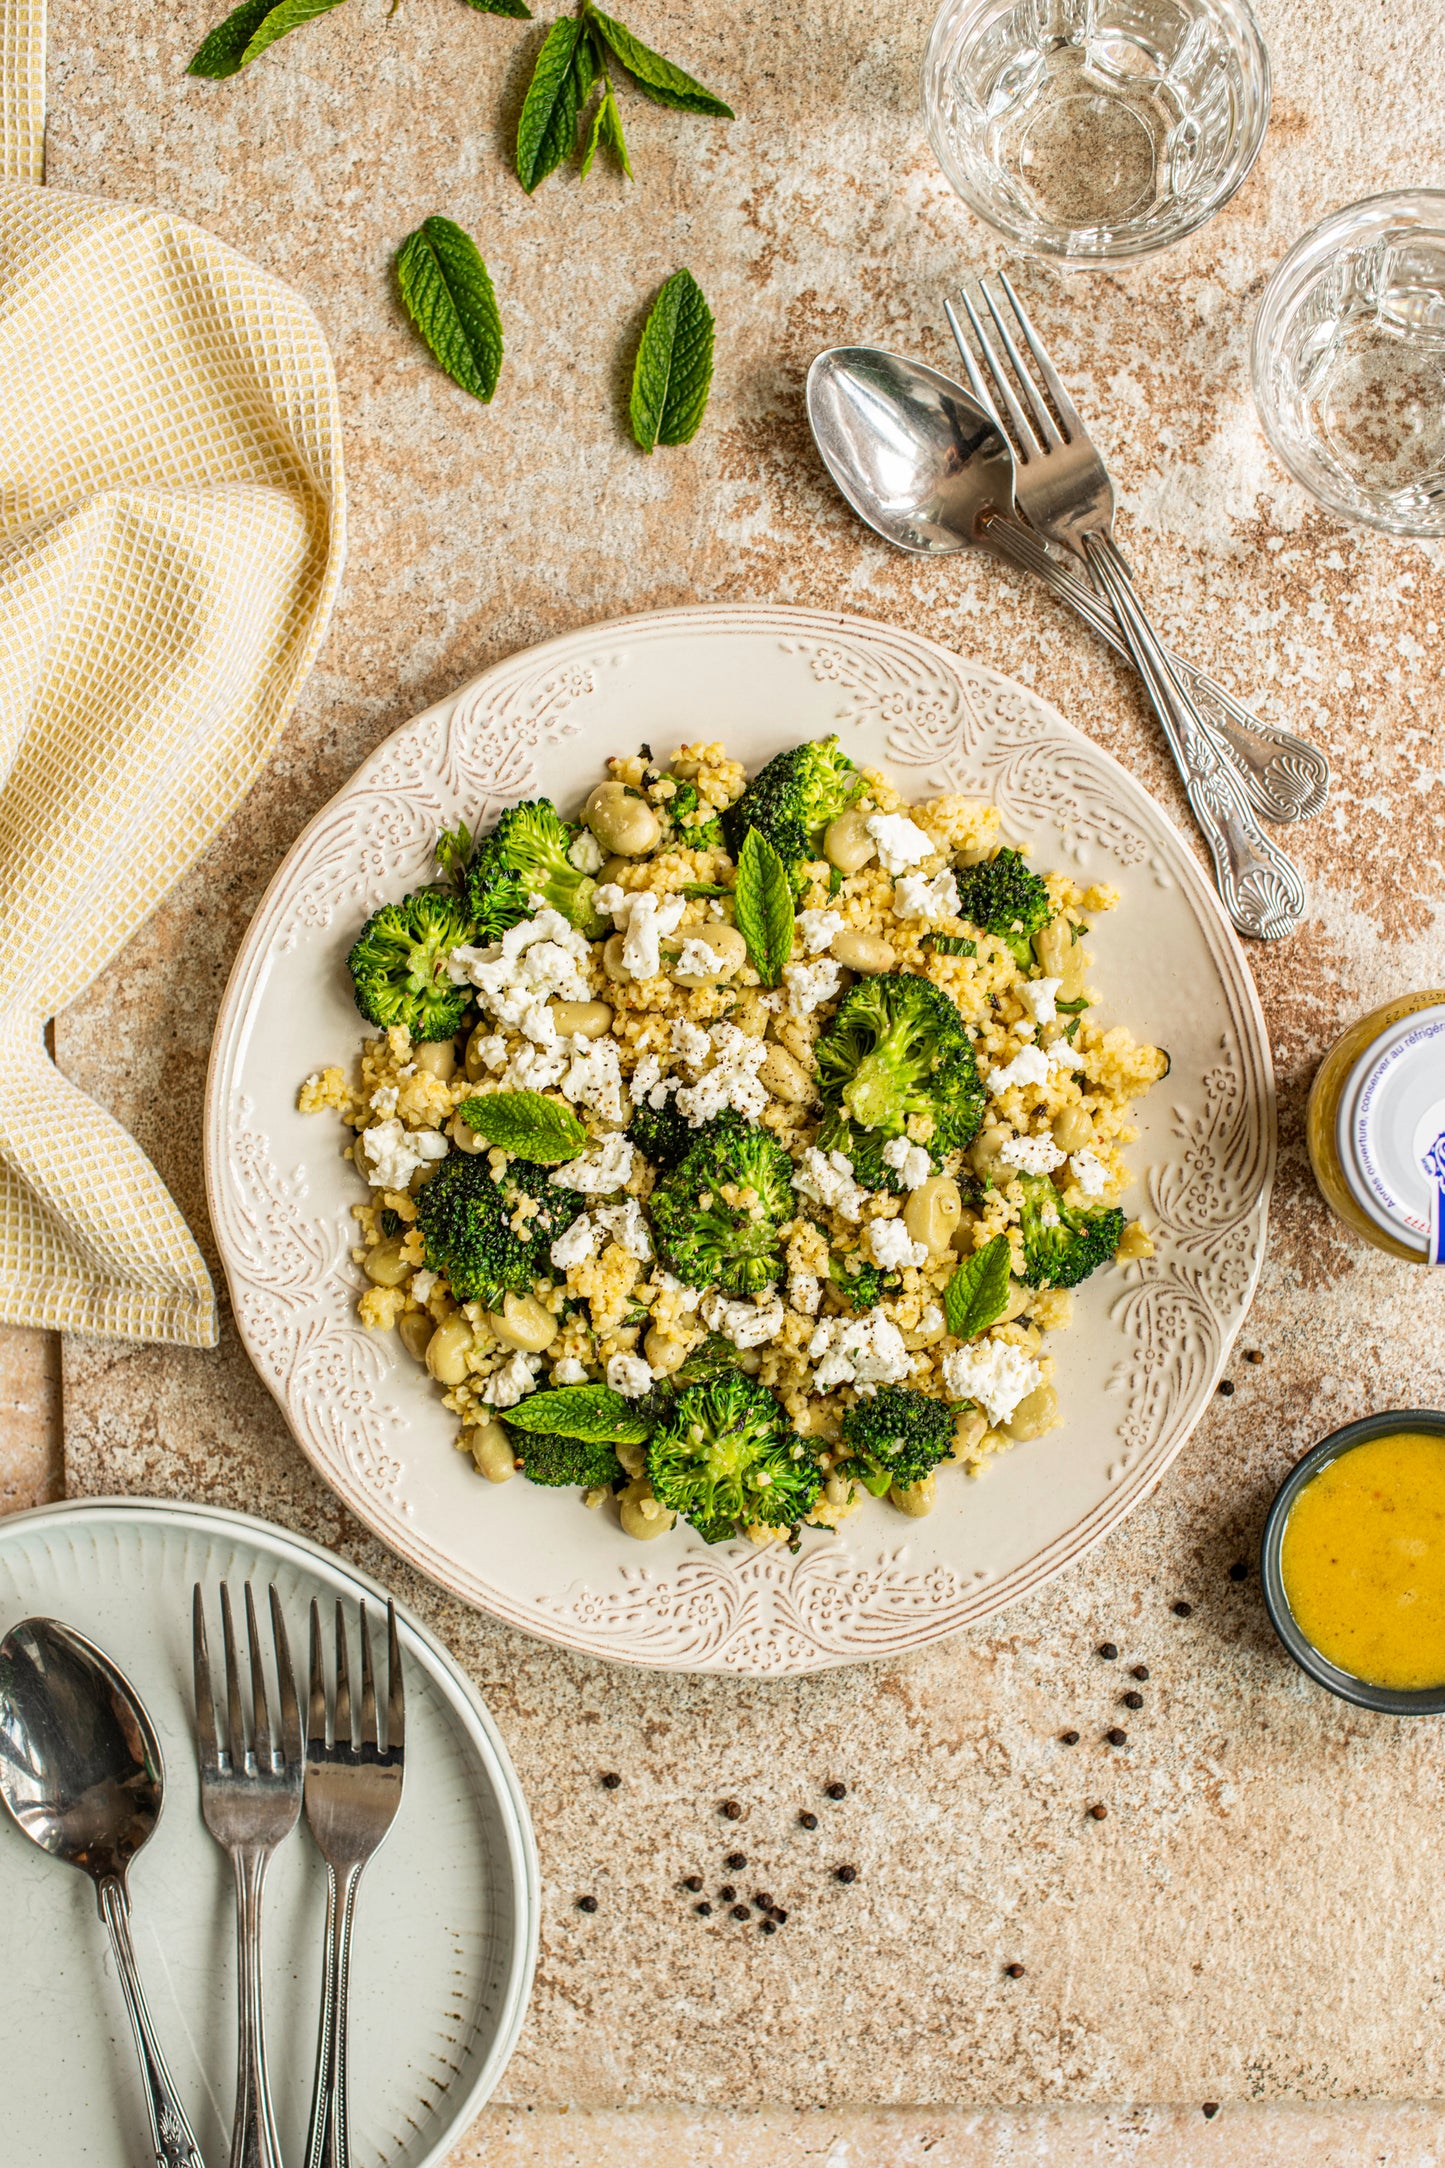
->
192, 1585, 404, 2168
944, 271, 1307, 945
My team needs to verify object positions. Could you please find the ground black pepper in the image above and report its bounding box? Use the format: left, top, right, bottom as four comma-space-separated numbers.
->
1122, 1691, 1144, 1710
1106, 1727, 1128, 1746
1097, 1642, 1118, 1660
772, 1908, 788, 1924
835, 1864, 858, 1883
719, 1885, 736, 1903
601, 1772, 621, 1790
799, 1810, 818, 1829
1217, 1379, 1235, 1396
722, 1800, 742, 1819
825, 1781, 848, 1799
754, 1892, 774, 1910
731, 1904, 750, 1920
1131, 1664, 1149, 1680
1060, 1730, 1080, 1746
1088, 1803, 1108, 1820
1202, 2103, 1219, 2119
761, 1918, 777, 1934
683, 1875, 703, 1893
725, 1852, 747, 1870
695, 1901, 712, 1917
1229, 1561, 1249, 1582
1004, 1963, 1025, 1978
1172, 1601, 1192, 1617
1245, 1350, 1264, 1365
578, 1895, 598, 1912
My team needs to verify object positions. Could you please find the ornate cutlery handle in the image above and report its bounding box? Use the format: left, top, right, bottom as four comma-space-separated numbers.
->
230, 1849, 284, 2168
98, 1876, 207, 2168
981, 511, 1330, 826
1084, 533, 1306, 941
306, 1862, 362, 2168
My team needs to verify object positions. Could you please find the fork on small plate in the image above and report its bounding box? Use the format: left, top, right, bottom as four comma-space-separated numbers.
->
946, 270, 1307, 944
193, 1582, 303, 2168
303, 1598, 405, 2168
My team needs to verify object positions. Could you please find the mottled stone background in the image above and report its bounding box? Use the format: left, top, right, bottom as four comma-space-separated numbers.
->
9, 0, 1445, 2153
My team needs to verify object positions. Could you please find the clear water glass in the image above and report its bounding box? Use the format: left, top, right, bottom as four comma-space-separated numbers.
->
1251, 191, 1445, 538
922, 0, 1270, 263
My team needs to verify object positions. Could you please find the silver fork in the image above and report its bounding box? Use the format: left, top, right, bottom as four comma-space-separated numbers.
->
193, 1584, 304, 2168
304, 1599, 405, 2168
947, 272, 1308, 943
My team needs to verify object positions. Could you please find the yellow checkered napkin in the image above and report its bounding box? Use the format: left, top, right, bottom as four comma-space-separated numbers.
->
0, 0, 345, 1345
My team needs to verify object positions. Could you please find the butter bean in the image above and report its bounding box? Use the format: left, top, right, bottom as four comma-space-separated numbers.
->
904, 1175, 962, 1256
425, 1316, 473, 1385
1033, 915, 1087, 999
949, 1409, 989, 1461
1004, 1383, 1060, 1441
414, 1038, 457, 1081
602, 934, 632, 984
449, 1111, 488, 1154
829, 928, 895, 975
363, 1237, 411, 1288
823, 806, 877, 876
759, 1043, 812, 1103
585, 780, 660, 857
671, 922, 747, 988
1116, 1222, 1154, 1262
467, 1419, 517, 1484
398, 1310, 434, 1363
969, 1126, 1010, 1182
486, 1293, 557, 1354
549, 999, 614, 1039
465, 1022, 496, 1082
619, 1477, 675, 1540
891, 1472, 937, 1517
615, 1439, 647, 1479
644, 1325, 688, 1374
1052, 1103, 1095, 1153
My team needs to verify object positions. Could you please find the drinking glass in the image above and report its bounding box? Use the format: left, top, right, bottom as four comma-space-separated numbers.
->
1251, 190, 1445, 538
922, 0, 1270, 263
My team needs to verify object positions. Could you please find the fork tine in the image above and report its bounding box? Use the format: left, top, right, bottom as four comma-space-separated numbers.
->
308, 1596, 327, 1751
957, 285, 1044, 460
997, 268, 1086, 440
358, 1601, 377, 1751
272, 1586, 303, 1768
244, 1582, 272, 1770
386, 1600, 405, 1758
977, 277, 1063, 451
192, 1584, 221, 1771
334, 1599, 352, 1750
220, 1582, 247, 1767
943, 297, 1007, 428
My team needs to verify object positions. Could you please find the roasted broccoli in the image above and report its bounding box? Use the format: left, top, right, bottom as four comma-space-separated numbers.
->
1015, 1171, 1125, 1290
664, 777, 726, 850
346, 890, 473, 1044
647, 1375, 821, 1541
625, 1090, 694, 1171
813, 1107, 912, 1193
842, 1386, 956, 1496
415, 1149, 584, 1307
814, 973, 985, 1155
827, 1250, 885, 1310
465, 798, 606, 940
955, 848, 1055, 969
649, 1113, 796, 1295
722, 735, 865, 894
510, 1430, 622, 1488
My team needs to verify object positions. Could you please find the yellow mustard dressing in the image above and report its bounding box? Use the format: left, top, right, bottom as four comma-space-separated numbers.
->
1282, 1431, 1445, 1690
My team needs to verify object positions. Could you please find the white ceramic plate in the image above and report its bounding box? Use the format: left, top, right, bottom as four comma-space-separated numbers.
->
0, 1497, 536, 2166
206, 604, 1274, 1675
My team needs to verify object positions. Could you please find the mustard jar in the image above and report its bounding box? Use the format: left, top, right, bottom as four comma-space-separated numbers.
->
1306, 991, 1445, 1264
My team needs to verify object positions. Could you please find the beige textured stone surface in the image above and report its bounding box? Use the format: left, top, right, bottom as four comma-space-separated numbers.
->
23, 0, 1445, 2138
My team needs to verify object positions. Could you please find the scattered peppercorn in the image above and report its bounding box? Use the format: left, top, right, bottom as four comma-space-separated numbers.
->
1172, 1601, 1192, 1617
719, 1885, 736, 1903
754, 1891, 774, 1910
799, 1810, 818, 1830
601, 1772, 621, 1790
1060, 1730, 1080, 1746
1202, 2103, 1219, 2119
835, 1864, 858, 1884
1229, 1561, 1249, 1582
772, 1908, 789, 1924
761, 1918, 777, 1935
731, 1903, 750, 1920
722, 1800, 742, 1820
1122, 1690, 1144, 1710
695, 1901, 712, 1917
578, 1895, 598, 1913
725, 1852, 747, 1870
825, 1781, 848, 1800
1004, 1963, 1025, 1978
1088, 1803, 1108, 1820
1097, 1642, 1118, 1660
1217, 1379, 1235, 1397
683, 1875, 703, 1893
1132, 1664, 1150, 1680
1245, 1349, 1264, 1365
1106, 1727, 1128, 1746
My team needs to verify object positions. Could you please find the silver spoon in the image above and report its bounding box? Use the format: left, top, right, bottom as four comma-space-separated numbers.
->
806, 346, 1330, 827
0, 1617, 205, 2168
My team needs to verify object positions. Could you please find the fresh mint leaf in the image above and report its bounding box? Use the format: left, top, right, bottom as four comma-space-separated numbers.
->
587, 5, 733, 116
681, 882, 729, 898
629, 267, 714, 452
733, 827, 793, 986
1054, 994, 1090, 1013
188, 0, 347, 76
581, 84, 632, 176
501, 1384, 650, 1443
458, 1091, 587, 1161
943, 1234, 1012, 1343
928, 934, 976, 956
396, 218, 504, 403
516, 16, 594, 192
463, 0, 532, 13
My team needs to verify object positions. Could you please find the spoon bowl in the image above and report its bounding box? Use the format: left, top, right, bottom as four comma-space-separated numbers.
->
806, 345, 1013, 554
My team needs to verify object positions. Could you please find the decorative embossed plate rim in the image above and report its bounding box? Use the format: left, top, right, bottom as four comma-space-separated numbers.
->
205, 605, 1274, 1674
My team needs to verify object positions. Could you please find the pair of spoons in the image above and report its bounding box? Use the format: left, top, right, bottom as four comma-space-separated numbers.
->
806, 347, 1328, 915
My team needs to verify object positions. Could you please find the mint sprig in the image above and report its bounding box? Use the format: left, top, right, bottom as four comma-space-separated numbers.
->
458, 1091, 588, 1161
501, 1384, 650, 1443
188, 0, 349, 77
943, 1234, 1012, 1342
629, 268, 714, 452
395, 219, 504, 403
587, 5, 733, 116
514, 1, 731, 188
733, 828, 794, 987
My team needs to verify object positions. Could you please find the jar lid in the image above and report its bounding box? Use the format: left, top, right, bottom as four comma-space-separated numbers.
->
1336, 1004, 1445, 1264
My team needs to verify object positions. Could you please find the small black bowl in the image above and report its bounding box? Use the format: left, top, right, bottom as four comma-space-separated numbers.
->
1261, 1409, 1445, 1715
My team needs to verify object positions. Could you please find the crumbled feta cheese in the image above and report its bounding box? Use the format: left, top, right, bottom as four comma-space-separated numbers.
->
1048, 1040, 1086, 1072
357, 1119, 449, 1190
562, 1036, 624, 1124
498, 1039, 568, 1092
671, 1018, 712, 1068
607, 1353, 654, 1399
1070, 1148, 1108, 1197
999, 1133, 1066, 1175
987, 1045, 1052, 1095
866, 1217, 928, 1272
594, 1197, 653, 1262
881, 1136, 932, 1190
675, 1023, 769, 1127
672, 937, 720, 978
783, 955, 843, 1018
788, 1269, 821, 1317
553, 1133, 635, 1195
917, 1303, 943, 1338
701, 1289, 785, 1349
553, 1355, 590, 1385
369, 1085, 399, 1116
568, 827, 605, 874
796, 907, 844, 955
410, 1269, 438, 1303
793, 1146, 868, 1222
473, 1033, 508, 1072
807, 1311, 912, 1392
450, 905, 590, 1042
866, 811, 935, 875
550, 1213, 598, 1270
480, 1352, 542, 1409
1020, 976, 1063, 1025
892, 869, 960, 921
942, 1338, 1041, 1426
594, 888, 686, 980
630, 1053, 664, 1106
653, 1269, 700, 1311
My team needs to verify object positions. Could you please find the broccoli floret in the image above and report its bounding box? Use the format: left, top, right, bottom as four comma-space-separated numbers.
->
664, 777, 726, 850
1015, 1172, 1125, 1290
827, 1251, 885, 1310
842, 1386, 956, 1496
814, 973, 985, 1155
955, 849, 1055, 969
415, 1149, 584, 1307
625, 1091, 694, 1171
723, 735, 865, 894
649, 1113, 796, 1295
511, 1431, 621, 1488
465, 799, 606, 940
813, 1107, 915, 1193
346, 891, 473, 1043
647, 1374, 821, 1541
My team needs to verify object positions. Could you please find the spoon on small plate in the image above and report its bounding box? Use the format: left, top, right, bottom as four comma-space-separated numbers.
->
0, 1617, 205, 2168
805, 345, 1330, 828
